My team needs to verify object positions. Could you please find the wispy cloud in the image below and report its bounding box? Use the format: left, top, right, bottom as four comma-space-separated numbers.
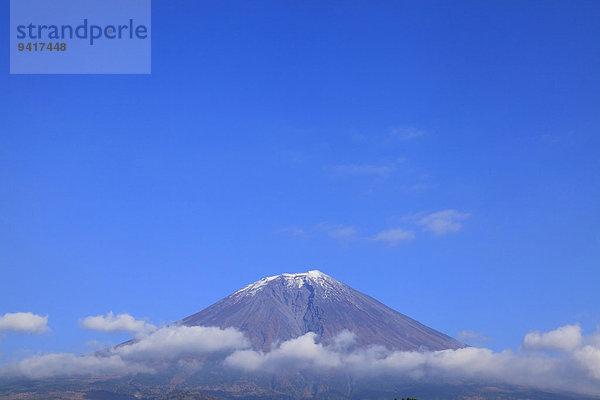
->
320, 224, 414, 245
323, 209, 470, 245
328, 158, 407, 179
0, 312, 48, 333
416, 209, 471, 236
278, 227, 306, 237
330, 163, 394, 177
371, 228, 415, 245
319, 223, 358, 241
457, 330, 490, 347
540, 133, 561, 144
312, 210, 471, 246
80, 312, 155, 335
389, 126, 425, 140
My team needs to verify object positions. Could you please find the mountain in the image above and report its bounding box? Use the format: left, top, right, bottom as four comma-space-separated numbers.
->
181, 270, 464, 351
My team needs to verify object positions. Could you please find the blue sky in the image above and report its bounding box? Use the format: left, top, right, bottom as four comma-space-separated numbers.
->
1, 0, 599, 362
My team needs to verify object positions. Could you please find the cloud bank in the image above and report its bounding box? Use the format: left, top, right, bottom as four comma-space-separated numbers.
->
9, 353, 151, 379
224, 324, 600, 396
0, 312, 48, 333
371, 228, 415, 245
1, 324, 249, 379
2, 321, 600, 396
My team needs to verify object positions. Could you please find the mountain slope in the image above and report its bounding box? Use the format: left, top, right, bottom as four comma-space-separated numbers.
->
181, 270, 464, 351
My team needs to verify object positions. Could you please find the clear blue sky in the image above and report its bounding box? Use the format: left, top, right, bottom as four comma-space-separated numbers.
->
1, 0, 599, 360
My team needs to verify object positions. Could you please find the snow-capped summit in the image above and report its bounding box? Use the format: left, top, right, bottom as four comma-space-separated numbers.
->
232, 269, 342, 297
181, 270, 465, 351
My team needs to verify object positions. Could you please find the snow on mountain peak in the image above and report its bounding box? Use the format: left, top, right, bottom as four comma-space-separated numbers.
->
232, 270, 339, 297
306, 269, 326, 278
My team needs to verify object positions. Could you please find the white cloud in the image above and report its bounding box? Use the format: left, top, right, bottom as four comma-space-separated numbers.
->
417, 209, 470, 236
575, 345, 600, 380
332, 330, 356, 351
225, 332, 342, 372
0, 312, 48, 333
114, 325, 249, 361
371, 228, 415, 245
522, 324, 583, 352
80, 312, 155, 334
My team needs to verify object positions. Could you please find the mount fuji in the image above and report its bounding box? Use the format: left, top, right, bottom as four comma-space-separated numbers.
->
180, 270, 464, 351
